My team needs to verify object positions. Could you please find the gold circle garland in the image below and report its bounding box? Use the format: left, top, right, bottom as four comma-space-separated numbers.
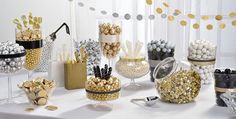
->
168, 15, 175, 21
207, 24, 213, 30
193, 23, 200, 29
156, 8, 163, 14
232, 20, 236, 26
146, 0, 153, 5
215, 15, 223, 21
219, 23, 226, 29
188, 14, 195, 19
201, 16, 209, 21
180, 20, 187, 26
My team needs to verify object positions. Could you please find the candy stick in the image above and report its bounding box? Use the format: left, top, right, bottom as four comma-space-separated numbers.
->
126, 40, 132, 57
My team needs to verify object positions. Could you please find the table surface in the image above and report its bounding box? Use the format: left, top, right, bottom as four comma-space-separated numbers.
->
0, 71, 235, 119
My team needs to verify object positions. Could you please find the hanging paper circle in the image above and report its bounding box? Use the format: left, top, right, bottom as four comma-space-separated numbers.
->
173, 12, 179, 16
174, 9, 181, 15
232, 20, 236, 26
215, 15, 223, 21
163, 2, 169, 7
101, 10, 107, 15
124, 14, 131, 20
156, 8, 163, 14
112, 13, 119, 18
201, 16, 209, 21
161, 14, 167, 18
180, 20, 187, 26
137, 14, 143, 21
78, 2, 84, 7
219, 23, 226, 29
193, 23, 200, 29
188, 14, 195, 19
206, 24, 213, 30
168, 16, 175, 21
229, 12, 236, 18
146, 0, 152, 5
89, 7, 96, 11
149, 15, 155, 20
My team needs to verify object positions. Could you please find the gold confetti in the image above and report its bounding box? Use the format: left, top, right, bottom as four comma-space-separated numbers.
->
45, 105, 58, 111
193, 23, 200, 29
188, 14, 195, 19
13, 19, 20, 24
156, 8, 163, 14
219, 23, 226, 29
168, 15, 175, 21
180, 20, 187, 26
215, 15, 223, 21
207, 24, 213, 30
229, 12, 236, 18
201, 16, 209, 21
25, 107, 34, 112
146, 0, 152, 5
163, 2, 169, 7
232, 20, 236, 26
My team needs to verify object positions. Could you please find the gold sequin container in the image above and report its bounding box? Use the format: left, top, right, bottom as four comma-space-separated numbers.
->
99, 23, 121, 59
14, 13, 43, 71
153, 57, 201, 104
18, 77, 56, 106
85, 76, 121, 101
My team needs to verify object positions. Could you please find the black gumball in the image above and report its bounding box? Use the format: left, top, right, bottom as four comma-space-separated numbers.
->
225, 69, 231, 74
214, 69, 221, 73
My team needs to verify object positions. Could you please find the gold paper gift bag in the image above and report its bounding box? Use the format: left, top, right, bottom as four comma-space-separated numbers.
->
64, 62, 87, 90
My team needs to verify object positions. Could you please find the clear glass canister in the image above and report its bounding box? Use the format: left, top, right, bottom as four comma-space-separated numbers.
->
153, 57, 201, 104
188, 40, 216, 85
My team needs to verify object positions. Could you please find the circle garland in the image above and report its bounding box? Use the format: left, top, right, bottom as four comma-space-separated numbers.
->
76, 1, 236, 30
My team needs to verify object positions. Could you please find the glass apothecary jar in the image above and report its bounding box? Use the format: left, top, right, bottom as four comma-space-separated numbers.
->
188, 40, 216, 85
153, 57, 201, 104
115, 56, 150, 89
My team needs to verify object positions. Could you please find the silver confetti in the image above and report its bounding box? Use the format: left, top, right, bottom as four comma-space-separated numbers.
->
89, 7, 96, 11
149, 15, 155, 20
124, 14, 131, 20
112, 13, 119, 18
137, 14, 143, 21
161, 14, 167, 18
101, 10, 107, 15
78, 2, 84, 7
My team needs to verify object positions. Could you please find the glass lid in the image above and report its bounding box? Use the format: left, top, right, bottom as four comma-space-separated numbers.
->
153, 57, 178, 80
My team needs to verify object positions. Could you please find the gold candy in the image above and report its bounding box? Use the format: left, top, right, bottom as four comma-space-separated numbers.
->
156, 70, 201, 104
45, 105, 58, 111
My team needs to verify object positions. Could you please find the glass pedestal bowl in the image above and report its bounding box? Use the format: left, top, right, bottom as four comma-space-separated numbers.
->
115, 56, 150, 90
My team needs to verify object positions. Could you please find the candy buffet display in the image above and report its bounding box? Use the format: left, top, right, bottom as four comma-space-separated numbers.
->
75, 39, 101, 75
221, 90, 236, 112
36, 23, 70, 72
147, 40, 175, 82
188, 40, 216, 85
116, 40, 149, 89
85, 64, 121, 101
214, 68, 236, 107
0, 41, 26, 73
99, 23, 121, 60
0, 41, 26, 104
18, 77, 56, 106
154, 57, 201, 104
13, 13, 43, 72
64, 48, 87, 90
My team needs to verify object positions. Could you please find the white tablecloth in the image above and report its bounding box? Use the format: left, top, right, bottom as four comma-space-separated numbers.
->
0, 71, 235, 119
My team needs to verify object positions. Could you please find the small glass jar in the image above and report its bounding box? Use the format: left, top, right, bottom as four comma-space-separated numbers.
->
153, 57, 201, 104
214, 69, 236, 107
115, 56, 150, 89
85, 76, 121, 102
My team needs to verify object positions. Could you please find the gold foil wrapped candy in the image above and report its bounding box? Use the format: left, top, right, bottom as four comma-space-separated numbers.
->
13, 13, 43, 71
18, 77, 56, 106
154, 57, 201, 104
